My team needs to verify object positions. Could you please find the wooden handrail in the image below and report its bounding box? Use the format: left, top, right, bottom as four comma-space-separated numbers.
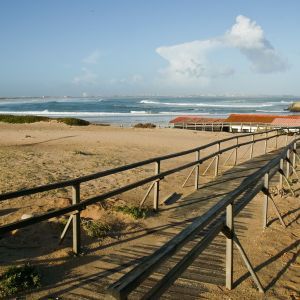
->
0, 130, 290, 235
0, 129, 283, 202
107, 139, 299, 299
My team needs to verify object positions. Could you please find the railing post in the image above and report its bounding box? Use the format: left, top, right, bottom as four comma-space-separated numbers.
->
275, 130, 278, 149
292, 142, 297, 169
214, 142, 220, 177
263, 173, 269, 228
234, 137, 238, 165
154, 160, 160, 211
264, 131, 268, 154
195, 150, 200, 190
72, 184, 81, 255
286, 149, 290, 179
285, 131, 288, 146
226, 202, 233, 290
279, 158, 283, 191
250, 134, 254, 159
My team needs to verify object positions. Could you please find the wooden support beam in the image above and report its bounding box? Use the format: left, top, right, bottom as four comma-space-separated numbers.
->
226, 202, 234, 290
214, 143, 220, 177
285, 157, 300, 181
263, 173, 269, 228
234, 137, 238, 166
139, 181, 155, 208
264, 132, 268, 154
286, 149, 290, 178
182, 165, 197, 188
72, 184, 81, 255
250, 135, 254, 159
59, 214, 73, 245
153, 161, 160, 211
223, 149, 235, 166
195, 150, 200, 190
262, 188, 286, 228
232, 235, 264, 293
203, 156, 216, 176
278, 169, 296, 197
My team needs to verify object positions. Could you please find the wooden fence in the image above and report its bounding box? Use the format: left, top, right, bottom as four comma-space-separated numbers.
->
107, 138, 299, 299
0, 129, 295, 257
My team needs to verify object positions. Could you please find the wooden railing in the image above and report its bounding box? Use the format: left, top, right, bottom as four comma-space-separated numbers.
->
0, 129, 295, 256
107, 138, 299, 299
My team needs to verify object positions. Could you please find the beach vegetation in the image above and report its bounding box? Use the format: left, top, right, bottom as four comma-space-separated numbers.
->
82, 220, 112, 238
114, 205, 153, 219
0, 114, 90, 126
0, 264, 41, 297
56, 117, 90, 126
133, 123, 156, 128
0, 114, 49, 123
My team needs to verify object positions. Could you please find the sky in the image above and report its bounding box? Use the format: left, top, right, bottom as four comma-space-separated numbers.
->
1, 0, 300, 97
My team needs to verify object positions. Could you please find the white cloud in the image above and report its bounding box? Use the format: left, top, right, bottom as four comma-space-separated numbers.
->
72, 68, 98, 84
156, 15, 288, 86
82, 50, 101, 64
225, 15, 288, 73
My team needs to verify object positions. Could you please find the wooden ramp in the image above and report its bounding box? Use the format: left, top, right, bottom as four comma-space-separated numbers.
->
77, 150, 283, 299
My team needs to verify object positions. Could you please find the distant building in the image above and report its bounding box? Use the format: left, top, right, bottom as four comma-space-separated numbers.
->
170, 114, 300, 133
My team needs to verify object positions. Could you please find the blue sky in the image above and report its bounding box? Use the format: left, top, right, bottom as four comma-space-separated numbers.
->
1, 0, 300, 97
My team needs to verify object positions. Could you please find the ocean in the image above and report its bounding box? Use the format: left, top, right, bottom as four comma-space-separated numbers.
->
0, 96, 297, 126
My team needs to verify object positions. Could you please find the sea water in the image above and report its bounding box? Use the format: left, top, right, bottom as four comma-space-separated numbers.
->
0, 96, 297, 126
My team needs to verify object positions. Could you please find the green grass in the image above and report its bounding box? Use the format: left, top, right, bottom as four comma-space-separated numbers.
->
56, 117, 90, 126
0, 114, 90, 126
0, 115, 49, 123
82, 220, 113, 238
0, 264, 41, 297
114, 205, 153, 219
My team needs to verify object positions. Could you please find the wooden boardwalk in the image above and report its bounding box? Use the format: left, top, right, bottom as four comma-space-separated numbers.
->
66, 150, 284, 299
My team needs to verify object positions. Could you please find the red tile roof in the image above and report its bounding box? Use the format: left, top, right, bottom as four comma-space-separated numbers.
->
170, 116, 226, 124
225, 114, 300, 124
271, 118, 300, 127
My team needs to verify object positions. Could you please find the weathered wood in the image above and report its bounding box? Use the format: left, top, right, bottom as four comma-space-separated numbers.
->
225, 202, 233, 290
0, 134, 294, 237
263, 173, 269, 228
59, 214, 73, 245
106, 155, 284, 298
139, 181, 155, 208
214, 143, 220, 177
153, 161, 160, 211
264, 132, 268, 154
279, 159, 283, 191
0, 129, 282, 202
182, 165, 197, 188
232, 235, 264, 293
223, 149, 235, 166
72, 184, 81, 255
286, 149, 290, 178
234, 138, 238, 165
195, 150, 200, 190
203, 156, 216, 176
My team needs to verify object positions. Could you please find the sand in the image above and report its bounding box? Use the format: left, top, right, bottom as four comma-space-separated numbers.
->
0, 122, 299, 299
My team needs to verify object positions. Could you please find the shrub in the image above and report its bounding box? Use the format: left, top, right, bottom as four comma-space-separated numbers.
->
0, 115, 90, 126
56, 117, 90, 126
114, 205, 152, 219
82, 220, 113, 238
0, 264, 41, 297
133, 123, 156, 128
0, 114, 49, 123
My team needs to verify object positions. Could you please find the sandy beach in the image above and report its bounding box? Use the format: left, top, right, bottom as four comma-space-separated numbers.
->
0, 122, 299, 299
